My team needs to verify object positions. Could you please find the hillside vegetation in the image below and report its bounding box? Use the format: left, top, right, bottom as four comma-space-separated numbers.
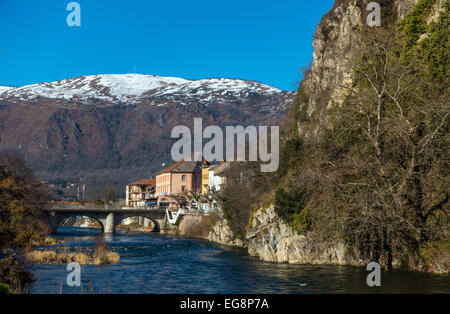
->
219, 0, 449, 271
0, 153, 50, 291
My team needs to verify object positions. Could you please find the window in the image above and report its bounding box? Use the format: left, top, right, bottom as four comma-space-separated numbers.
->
182, 186, 186, 192
182, 175, 186, 182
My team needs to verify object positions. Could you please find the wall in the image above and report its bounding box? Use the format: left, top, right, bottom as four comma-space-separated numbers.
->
202, 167, 209, 194
174, 214, 212, 238
156, 173, 171, 195
171, 172, 193, 194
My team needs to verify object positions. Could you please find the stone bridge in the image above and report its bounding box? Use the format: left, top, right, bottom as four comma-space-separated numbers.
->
44, 205, 167, 234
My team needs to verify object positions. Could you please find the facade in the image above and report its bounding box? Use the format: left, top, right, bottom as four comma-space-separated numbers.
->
209, 162, 230, 192
201, 161, 210, 195
206, 162, 231, 212
125, 178, 156, 207
155, 159, 202, 196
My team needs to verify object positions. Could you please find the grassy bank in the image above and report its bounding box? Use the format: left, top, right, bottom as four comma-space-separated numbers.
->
26, 242, 120, 265
26, 249, 120, 265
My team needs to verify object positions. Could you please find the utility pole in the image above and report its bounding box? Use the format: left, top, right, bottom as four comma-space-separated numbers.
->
82, 184, 85, 204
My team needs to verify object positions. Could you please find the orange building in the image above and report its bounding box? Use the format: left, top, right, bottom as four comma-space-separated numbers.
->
155, 159, 202, 196
201, 162, 210, 195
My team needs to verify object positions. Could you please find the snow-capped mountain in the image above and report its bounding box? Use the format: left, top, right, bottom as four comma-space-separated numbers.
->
0, 86, 13, 94
0, 74, 289, 108
0, 74, 295, 199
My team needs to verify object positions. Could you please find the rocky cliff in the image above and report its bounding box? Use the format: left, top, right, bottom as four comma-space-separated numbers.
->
297, 0, 423, 138
207, 0, 448, 271
208, 211, 245, 247
246, 206, 360, 265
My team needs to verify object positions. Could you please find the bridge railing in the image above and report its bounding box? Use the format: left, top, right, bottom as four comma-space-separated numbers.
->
44, 205, 209, 214
44, 205, 166, 211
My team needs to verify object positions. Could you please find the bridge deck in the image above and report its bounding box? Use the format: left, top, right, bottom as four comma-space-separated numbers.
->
45, 206, 167, 213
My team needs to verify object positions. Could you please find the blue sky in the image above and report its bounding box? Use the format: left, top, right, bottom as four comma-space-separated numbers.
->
0, 0, 334, 91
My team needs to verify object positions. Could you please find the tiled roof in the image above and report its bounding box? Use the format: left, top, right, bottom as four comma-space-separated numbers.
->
156, 159, 184, 175
157, 160, 203, 175
157, 153, 203, 175
128, 178, 156, 187
211, 162, 231, 176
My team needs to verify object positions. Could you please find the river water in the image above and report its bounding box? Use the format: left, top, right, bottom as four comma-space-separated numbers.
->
28, 227, 449, 294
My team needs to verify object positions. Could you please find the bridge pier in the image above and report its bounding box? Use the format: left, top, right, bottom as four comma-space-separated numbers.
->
46, 212, 60, 234
154, 218, 167, 233
104, 212, 115, 234
50, 220, 59, 234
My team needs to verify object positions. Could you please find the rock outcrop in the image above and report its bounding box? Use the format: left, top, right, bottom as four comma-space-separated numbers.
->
176, 214, 211, 239
246, 206, 363, 265
208, 212, 244, 247
297, 0, 419, 138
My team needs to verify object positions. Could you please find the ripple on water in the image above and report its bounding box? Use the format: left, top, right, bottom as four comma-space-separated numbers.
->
28, 227, 450, 294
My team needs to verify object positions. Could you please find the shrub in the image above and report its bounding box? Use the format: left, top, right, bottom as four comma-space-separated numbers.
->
290, 208, 315, 234
398, 0, 435, 49
274, 187, 306, 224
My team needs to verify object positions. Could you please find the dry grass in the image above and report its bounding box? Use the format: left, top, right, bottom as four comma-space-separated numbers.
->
30, 237, 64, 247
93, 251, 120, 265
26, 249, 120, 265
26, 251, 57, 263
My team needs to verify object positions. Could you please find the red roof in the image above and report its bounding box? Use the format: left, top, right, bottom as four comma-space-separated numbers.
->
128, 178, 156, 187
156, 160, 184, 175
157, 152, 205, 175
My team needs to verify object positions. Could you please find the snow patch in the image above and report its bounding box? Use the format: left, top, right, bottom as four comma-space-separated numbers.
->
0, 86, 14, 95
0, 74, 284, 105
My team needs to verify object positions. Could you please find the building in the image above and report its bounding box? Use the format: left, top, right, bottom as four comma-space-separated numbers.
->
205, 162, 231, 212
125, 178, 156, 207
209, 162, 230, 192
155, 158, 202, 196
201, 160, 211, 195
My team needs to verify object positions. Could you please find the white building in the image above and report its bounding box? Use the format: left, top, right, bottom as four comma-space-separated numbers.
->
207, 162, 231, 212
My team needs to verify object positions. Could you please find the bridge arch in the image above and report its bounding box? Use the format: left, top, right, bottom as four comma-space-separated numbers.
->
50, 214, 106, 234
113, 213, 161, 233
45, 207, 167, 234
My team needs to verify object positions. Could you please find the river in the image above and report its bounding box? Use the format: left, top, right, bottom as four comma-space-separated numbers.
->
28, 226, 449, 294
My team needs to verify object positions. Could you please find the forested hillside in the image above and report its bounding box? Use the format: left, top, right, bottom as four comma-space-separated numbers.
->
216, 0, 449, 273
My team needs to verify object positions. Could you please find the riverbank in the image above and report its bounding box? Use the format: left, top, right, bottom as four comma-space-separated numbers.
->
166, 213, 212, 239
47, 211, 449, 275
27, 226, 450, 293
159, 207, 449, 275
203, 206, 449, 275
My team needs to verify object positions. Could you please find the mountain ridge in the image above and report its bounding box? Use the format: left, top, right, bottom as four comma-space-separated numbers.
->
0, 73, 289, 106
0, 73, 294, 199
